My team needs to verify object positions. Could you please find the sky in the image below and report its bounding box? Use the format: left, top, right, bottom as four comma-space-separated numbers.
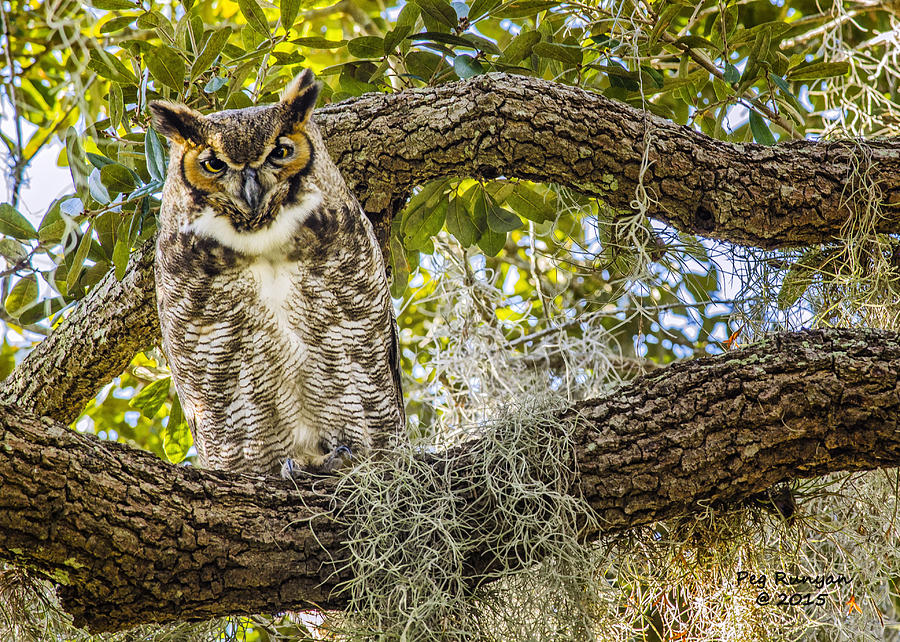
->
0, 116, 71, 226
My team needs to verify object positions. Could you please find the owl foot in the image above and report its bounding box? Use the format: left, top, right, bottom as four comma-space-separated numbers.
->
322, 445, 353, 472
280, 445, 354, 479
280, 457, 304, 480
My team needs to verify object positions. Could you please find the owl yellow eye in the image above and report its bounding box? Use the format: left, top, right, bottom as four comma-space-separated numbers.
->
268, 144, 292, 162
200, 157, 227, 173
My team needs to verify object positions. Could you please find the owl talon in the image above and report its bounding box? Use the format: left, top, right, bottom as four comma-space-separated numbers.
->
323, 445, 353, 472
279, 446, 353, 479
280, 457, 305, 480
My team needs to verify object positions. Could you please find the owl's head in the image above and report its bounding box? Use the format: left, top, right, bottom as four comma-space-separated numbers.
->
150, 69, 321, 233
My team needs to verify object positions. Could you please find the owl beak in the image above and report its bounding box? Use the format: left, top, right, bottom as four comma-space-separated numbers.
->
242, 167, 262, 211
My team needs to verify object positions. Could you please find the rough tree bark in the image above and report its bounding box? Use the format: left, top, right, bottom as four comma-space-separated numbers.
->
318, 74, 900, 249
4, 73, 899, 423
2, 329, 898, 632
3, 73, 900, 633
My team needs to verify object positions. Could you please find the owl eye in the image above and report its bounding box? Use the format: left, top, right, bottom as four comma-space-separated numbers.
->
268, 144, 292, 162
200, 157, 227, 173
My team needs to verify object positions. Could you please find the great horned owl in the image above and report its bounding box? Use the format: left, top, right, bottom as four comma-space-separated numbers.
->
150, 69, 403, 477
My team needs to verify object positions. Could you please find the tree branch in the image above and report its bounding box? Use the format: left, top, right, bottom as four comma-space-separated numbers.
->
0, 239, 158, 424
318, 73, 900, 249
2, 328, 898, 632
6, 74, 900, 425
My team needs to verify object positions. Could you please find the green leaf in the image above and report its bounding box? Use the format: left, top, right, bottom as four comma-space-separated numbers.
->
238, 0, 270, 36
462, 34, 501, 55
89, 169, 111, 205
5, 275, 38, 319
163, 394, 193, 463
348, 36, 385, 59
506, 183, 555, 222
81, 261, 111, 290
532, 41, 582, 67
0, 203, 38, 240
748, 111, 776, 146
468, 0, 501, 20
87, 49, 136, 84
494, 0, 557, 18
403, 199, 447, 251
649, 4, 681, 47
401, 181, 448, 250
405, 51, 446, 81
113, 238, 130, 280
292, 36, 348, 48
500, 30, 541, 64
477, 227, 506, 256
100, 163, 137, 195
470, 184, 489, 233
778, 249, 827, 310
280, 0, 301, 32
445, 195, 479, 246
723, 63, 740, 84
640, 65, 665, 89
92, 0, 136, 8
786, 61, 850, 81
131, 377, 171, 419
86, 152, 116, 170
19, 296, 65, 326
389, 232, 410, 298
770, 73, 790, 94
384, 25, 412, 54
146, 45, 186, 91
94, 212, 116, 259
396, 1, 420, 29
109, 83, 124, 130
65, 127, 92, 201
204, 75, 227, 93
241, 23, 265, 50
674, 35, 717, 50
454, 54, 484, 79
413, 0, 458, 29
731, 21, 793, 47
39, 200, 68, 245
137, 10, 170, 31
100, 14, 138, 34
410, 31, 478, 49
404, 179, 448, 215
145, 128, 167, 183
485, 193, 522, 233
66, 224, 93, 296
192, 27, 231, 80
0, 238, 27, 263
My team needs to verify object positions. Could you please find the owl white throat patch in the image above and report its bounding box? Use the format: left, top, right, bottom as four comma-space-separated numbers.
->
183, 190, 323, 257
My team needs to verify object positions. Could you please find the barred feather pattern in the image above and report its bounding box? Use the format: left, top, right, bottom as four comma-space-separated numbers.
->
154, 112, 403, 476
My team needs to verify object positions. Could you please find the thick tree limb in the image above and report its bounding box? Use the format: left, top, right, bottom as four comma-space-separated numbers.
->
318, 73, 900, 249
2, 329, 898, 632
5, 73, 900, 424
0, 240, 158, 424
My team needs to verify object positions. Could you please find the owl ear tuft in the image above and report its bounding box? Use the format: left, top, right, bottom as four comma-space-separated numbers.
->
149, 101, 204, 145
280, 69, 320, 131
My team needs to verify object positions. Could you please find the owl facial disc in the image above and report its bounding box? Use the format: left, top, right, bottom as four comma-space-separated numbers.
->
149, 69, 320, 234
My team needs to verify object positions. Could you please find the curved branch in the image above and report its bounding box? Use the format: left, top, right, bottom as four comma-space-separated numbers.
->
5, 73, 900, 423
0, 239, 158, 423
319, 73, 900, 249
2, 329, 898, 632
